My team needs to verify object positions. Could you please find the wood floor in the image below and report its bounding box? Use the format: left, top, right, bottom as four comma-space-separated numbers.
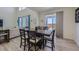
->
0, 37, 79, 51
55, 38, 79, 51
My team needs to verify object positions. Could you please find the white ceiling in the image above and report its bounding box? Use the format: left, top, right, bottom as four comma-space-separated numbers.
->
28, 7, 55, 13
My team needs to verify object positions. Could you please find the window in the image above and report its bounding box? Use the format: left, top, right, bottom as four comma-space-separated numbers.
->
47, 17, 53, 24
52, 16, 56, 24
18, 17, 22, 28
18, 16, 30, 29
47, 16, 56, 25
22, 16, 27, 27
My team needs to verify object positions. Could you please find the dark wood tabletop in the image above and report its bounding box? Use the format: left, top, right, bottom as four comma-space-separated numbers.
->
23, 28, 54, 36
37, 30, 53, 36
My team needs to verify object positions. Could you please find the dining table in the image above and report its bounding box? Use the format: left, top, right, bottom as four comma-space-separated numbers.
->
25, 28, 55, 49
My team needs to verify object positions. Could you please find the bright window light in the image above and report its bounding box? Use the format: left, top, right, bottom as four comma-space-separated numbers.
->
19, 7, 26, 11
19, 7, 22, 11
47, 16, 56, 24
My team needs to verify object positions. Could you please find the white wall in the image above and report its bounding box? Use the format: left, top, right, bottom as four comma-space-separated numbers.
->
0, 7, 17, 29
39, 14, 45, 26
75, 23, 79, 46
63, 8, 75, 40
39, 7, 75, 40
75, 8, 79, 47
16, 8, 39, 29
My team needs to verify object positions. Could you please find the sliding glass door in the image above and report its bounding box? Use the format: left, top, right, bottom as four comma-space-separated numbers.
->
18, 15, 30, 30
46, 16, 56, 30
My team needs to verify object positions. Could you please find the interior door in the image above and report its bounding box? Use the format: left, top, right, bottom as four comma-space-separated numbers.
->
56, 11, 63, 38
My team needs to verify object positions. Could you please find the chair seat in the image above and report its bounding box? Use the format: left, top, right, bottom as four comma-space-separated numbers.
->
21, 35, 28, 39
30, 37, 41, 43
44, 36, 52, 41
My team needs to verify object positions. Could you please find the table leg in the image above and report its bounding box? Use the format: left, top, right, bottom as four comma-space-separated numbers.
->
42, 35, 44, 49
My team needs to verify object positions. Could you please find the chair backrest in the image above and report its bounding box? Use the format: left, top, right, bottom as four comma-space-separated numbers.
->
19, 29, 26, 39
35, 26, 48, 31
25, 26, 29, 30
52, 30, 55, 39
51, 30, 55, 43
35, 27, 38, 31
27, 31, 36, 40
35, 26, 41, 31
43, 26, 48, 30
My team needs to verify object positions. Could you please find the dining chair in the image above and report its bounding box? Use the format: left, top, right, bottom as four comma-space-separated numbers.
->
27, 31, 42, 51
35, 26, 41, 31
44, 30, 55, 51
19, 29, 28, 51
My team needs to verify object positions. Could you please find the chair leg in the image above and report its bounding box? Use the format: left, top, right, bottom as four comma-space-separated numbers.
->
53, 44, 55, 48
52, 40, 54, 51
45, 39, 47, 46
20, 39, 22, 48
27, 39, 30, 51
42, 36, 44, 49
28, 43, 30, 51
52, 46, 53, 51
35, 44, 36, 51
24, 39, 26, 51
53, 39, 55, 49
